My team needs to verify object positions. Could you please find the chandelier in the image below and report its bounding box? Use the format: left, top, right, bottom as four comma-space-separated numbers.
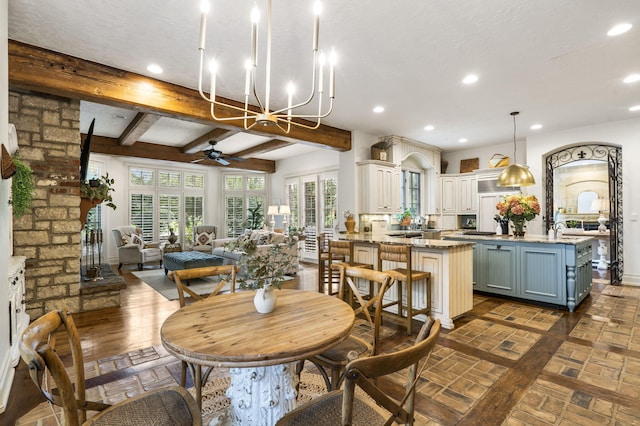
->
197, 0, 336, 133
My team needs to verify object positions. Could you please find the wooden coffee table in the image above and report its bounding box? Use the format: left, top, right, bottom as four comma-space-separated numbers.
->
161, 289, 355, 425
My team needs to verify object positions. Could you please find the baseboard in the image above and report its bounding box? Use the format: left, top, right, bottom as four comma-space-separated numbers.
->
622, 273, 640, 286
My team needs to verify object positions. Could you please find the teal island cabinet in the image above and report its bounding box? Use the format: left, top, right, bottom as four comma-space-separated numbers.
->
444, 234, 593, 312
337, 234, 475, 329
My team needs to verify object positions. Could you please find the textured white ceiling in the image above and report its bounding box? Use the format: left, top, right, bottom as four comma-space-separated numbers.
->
8, 0, 640, 158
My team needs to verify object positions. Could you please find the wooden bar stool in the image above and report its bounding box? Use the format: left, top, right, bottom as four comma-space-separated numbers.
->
317, 233, 345, 294
378, 243, 431, 335
328, 240, 374, 298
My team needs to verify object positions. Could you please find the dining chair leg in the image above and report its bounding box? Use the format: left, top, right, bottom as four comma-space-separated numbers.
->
407, 280, 414, 335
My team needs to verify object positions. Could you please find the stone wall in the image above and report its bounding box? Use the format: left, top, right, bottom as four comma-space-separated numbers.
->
9, 91, 121, 318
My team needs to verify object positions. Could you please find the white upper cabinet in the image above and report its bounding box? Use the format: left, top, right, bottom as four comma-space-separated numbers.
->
440, 173, 477, 215
358, 161, 402, 214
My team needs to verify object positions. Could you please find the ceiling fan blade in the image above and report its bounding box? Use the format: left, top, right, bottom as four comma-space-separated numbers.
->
215, 157, 231, 166
223, 156, 246, 162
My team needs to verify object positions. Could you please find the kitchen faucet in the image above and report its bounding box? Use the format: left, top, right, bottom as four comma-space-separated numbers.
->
552, 221, 567, 238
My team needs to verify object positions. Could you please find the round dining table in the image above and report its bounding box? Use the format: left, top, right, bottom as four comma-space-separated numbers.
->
161, 288, 355, 426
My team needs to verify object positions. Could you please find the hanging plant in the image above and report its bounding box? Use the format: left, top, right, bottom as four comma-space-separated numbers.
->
80, 173, 116, 210
10, 155, 35, 217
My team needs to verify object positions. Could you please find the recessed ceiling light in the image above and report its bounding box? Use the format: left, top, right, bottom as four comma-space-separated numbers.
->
630, 105, 640, 112
607, 23, 632, 36
424, 125, 435, 131
530, 124, 543, 130
147, 63, 163, 74
459, 138, 468, 143
462, 74, 478, 85
373, 106, 384, 113
623, 74, 640, 83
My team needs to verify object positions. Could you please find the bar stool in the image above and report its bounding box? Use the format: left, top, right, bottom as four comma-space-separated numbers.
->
378, 243, 431, 335
317, 233, 345, 294
328, 240, 374, 298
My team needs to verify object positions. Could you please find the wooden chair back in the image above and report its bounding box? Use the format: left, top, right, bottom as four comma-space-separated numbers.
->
378, 243, 411, 264
337, 265, 393, 355
169, 265, 237, 308
19, 309, 111, 426
328, 239, 354, 260
342, 319, 441, 425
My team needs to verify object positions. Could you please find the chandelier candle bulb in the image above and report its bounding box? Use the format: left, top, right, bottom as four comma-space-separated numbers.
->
313, 2, 321, 50
199, 1, 209, 51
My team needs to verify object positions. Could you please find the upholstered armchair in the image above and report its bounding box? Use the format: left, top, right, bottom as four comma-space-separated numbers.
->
189, 225, 217, 253
112, 226, 163, 270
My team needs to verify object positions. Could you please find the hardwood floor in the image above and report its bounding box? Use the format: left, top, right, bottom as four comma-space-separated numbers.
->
3, 263, 640, 425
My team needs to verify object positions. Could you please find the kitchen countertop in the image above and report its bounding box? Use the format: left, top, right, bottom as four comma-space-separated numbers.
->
443, 233, 594, 245
338, 233, 475, 249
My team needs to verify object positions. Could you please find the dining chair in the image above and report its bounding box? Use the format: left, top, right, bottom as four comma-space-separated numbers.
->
378, 243, 431, 335
327, 240, 374, 298
317, 233, 345, 294
305, 264, 393, 391
278, 318, 441, 426
169, 265, 238, 390
20, 309, 202, 426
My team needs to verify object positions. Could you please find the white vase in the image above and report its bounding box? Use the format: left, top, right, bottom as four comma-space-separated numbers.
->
253, 285, 277, 313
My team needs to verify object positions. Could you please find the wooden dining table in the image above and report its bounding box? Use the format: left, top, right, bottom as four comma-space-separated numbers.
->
161, 288, 355, 426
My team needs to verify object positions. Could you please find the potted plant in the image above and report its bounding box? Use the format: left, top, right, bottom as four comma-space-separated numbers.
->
10, 155, 36, 217
396, 208, 413, 227
224, 234, 298, 313
80, 173, 116, 226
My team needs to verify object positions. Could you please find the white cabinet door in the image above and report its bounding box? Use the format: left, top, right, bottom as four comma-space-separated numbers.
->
478, 194, 502, 232
358, 162, 401, 214
441, 177, 457, 213
457, 176, 477, 213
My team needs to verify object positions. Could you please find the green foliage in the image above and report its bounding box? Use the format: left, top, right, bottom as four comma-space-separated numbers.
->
246, 202, 264, 229
224, 234, 298, 290
396, 208, 413, 221
81, 173, 116, 210
10, 155, 35, 217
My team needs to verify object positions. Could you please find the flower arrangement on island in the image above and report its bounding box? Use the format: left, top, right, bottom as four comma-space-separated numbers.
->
496, 193, 540, 236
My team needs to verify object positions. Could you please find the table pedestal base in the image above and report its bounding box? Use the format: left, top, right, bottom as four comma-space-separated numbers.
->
210, 362, 298, 426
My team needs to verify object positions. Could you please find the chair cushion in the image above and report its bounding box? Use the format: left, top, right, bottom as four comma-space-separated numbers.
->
314, 336, 370, 364
275, 390, 386, 425
85, 387, 198, 426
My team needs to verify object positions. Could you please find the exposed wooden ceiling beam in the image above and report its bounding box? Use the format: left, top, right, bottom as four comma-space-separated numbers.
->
230, 139, 293, 158
118, 112, 160, 146
8, 40, 351, 152
181, 128, 239, 154
88, 135, 275, 173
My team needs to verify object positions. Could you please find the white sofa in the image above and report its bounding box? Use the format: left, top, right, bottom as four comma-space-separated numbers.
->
212, 230, 299, 276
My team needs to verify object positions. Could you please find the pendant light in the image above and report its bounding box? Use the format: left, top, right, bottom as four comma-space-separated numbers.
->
497, 111, 536, 187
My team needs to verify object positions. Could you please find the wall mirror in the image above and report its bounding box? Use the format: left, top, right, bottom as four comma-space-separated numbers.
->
545, 143, 623, 285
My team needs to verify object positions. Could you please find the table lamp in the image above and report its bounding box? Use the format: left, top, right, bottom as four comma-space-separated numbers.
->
267, 205, 279, 231
279, 205, 291, 233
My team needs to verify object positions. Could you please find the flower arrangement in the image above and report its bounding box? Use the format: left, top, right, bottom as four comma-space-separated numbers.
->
496, 194, 540, 236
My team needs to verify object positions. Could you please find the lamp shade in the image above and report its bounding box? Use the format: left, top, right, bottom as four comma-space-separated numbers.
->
497, 164, 536, 187
267, 205, 279, 215
279, 205, 291, 215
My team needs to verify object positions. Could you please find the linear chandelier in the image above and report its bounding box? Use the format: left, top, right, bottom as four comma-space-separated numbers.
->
197, 0, 336, 134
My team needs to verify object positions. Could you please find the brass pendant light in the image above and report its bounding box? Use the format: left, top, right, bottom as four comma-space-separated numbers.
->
497, 111, 536, 187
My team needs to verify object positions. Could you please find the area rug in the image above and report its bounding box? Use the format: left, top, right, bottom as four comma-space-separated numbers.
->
132, 268, 293, 301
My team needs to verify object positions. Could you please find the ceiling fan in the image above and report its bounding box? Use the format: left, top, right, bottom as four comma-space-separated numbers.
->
192, 140, 245, 166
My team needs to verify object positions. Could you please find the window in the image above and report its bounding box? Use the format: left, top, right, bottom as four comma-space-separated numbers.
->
128, 166, 205, 244
84, 161, 103, 231
224, 174, 267, 237
402, 170, 421, 215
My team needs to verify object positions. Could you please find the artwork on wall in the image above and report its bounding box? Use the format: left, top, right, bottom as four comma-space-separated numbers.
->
460, 158, 479, 173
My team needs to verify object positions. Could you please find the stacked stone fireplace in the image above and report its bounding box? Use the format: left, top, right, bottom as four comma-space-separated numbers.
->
9, 90, 122, 320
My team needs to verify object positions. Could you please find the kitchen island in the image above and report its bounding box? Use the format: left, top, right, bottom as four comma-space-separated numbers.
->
338, 233, 475, 329
444, 233, 593, 312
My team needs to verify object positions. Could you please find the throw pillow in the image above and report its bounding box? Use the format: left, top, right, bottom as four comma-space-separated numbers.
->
195, 232, 213, 246
130, 234, 145, 247
256, 232, 273, 245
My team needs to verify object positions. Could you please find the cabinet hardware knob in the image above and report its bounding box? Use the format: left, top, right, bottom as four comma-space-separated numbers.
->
497, 245, 502, 250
